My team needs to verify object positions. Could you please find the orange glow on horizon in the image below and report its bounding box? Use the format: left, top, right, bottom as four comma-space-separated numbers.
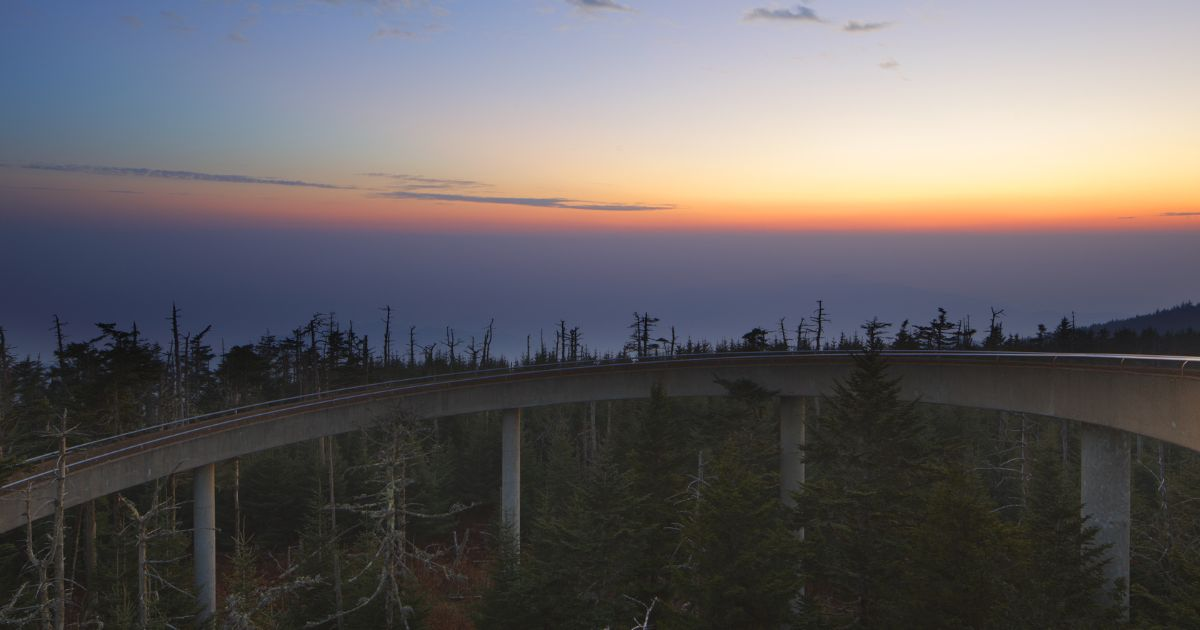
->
3, 168, 1197, 234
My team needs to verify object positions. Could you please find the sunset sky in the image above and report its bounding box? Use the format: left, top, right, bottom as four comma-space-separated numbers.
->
1, 0, 1198, 355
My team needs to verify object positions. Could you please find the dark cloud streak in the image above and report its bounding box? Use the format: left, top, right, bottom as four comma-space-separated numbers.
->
379, 190, 672, 212
568, 0, 631, 12
365, 173, 488, 190
22, 163, 352, 190
745, 6, 821, 22
844, 20, 891, 32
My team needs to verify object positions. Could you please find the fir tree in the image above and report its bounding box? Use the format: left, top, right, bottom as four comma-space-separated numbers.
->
1013, 442, 1121, 627
670, 432, 801, 628
794, 348, 939, 627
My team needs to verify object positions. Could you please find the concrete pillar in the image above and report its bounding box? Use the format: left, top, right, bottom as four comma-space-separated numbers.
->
779, 397, 806, 509
502, 408, 522, 549
193, 463, 217, 622
1081, 424, 1130, 612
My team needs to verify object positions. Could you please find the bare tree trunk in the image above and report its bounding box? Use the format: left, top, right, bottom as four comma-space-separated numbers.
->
83, 500, 96, 620
52, 420, 68, 630
326, 438, 345, 630
1159, 441, 1171, 550
1018, 415, 1031, 505
171, 303, 183, 419
136, 526, 147, 630
588, 401, 598, 466
234, 457, 242, 541
117, 493, 167, 630
168, 474, 177, 532
382, 305, 393, 369
385, 442, 397, 629
24, 488, 52, 630
1060, 419, 1070, 467
408, 326, 416, 369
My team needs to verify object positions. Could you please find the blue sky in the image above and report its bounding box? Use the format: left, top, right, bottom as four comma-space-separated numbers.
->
1, 1, 1198, 357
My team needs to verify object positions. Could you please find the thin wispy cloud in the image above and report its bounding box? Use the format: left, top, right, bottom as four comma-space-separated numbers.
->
879, 59, 900, 70
745, 6, 821, 22
843, 20, 891, 33
1161, 211, 1200, 217
120, 15, 143, 29
22, 163, 352, 190
365, 173, 488, 190
0, 185, 80, 193
161, 11, 193, 33
229, 16, 256, 44
373, 27, 417, 39
380, 190, 672, 212
568, 0, 632, 12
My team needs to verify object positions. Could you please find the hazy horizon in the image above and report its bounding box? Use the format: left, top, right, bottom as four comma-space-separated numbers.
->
3, 211, 1195, 361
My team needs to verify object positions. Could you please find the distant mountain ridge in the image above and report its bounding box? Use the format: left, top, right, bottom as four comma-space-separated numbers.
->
1089, 301, 1200, 334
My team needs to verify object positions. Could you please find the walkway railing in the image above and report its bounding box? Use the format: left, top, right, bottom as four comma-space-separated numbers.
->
6, 350, 1197, 493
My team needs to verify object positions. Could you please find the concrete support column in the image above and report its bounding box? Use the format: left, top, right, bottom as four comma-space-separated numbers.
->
1081, 424, 1130, 612
502, 408, 522, 549
779, 397, 807, 509
193, 463, 217, 622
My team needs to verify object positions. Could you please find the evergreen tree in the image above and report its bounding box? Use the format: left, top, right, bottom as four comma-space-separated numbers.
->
669, 432, 800, 628
516, 450, 647, 628
795, 348, 939, 626
1013, 441, 1121, 627
915, 308, 957, 350
904, 466, 1019, 629
618, 385, 689, 599
891, 319, 919, 350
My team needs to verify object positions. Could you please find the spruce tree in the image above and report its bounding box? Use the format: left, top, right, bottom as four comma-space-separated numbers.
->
904, 466, 1019, 629
670, 431, 801, 628
1013, 441, 1121, 627
794, 348, 939, 627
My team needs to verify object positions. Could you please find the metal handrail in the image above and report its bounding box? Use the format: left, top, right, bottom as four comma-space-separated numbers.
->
8, 349, 1199, 488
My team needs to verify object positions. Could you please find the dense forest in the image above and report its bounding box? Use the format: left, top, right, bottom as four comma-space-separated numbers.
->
1089, 301, 1200, 337
2, 302, 1200, 628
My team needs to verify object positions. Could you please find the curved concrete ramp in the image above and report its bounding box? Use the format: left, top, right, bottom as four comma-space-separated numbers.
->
2, 351, 1199, 534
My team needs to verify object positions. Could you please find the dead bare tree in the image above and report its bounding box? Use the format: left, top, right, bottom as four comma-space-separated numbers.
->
221, 511, 321, 630
23, 485, 53, 630
50, 413, 70, 630
444, 327, 459, 369
481, 319, 495, 366
381, 306, 393, 369
324, 437, 345, 630
117, 493, 172, 630
0, 582, 37, 627
466, 337, 480, 369
623, 595, 658, 630
306, 411, 476, 629
812, 301, 829, 351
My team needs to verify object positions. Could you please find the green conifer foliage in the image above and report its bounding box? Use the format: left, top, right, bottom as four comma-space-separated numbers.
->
670, 433, 801, 629
1014, 441, 1122, 627
795, 349, 938, 627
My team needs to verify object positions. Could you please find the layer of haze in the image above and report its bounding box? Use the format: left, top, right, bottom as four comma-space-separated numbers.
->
2, 214, 1196, 360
